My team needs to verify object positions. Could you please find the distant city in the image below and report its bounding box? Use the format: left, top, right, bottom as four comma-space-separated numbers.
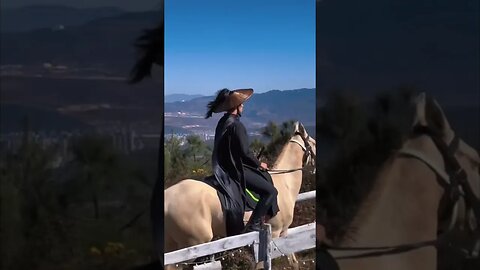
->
0, 64, 126, 80
0, 126, 160, 159
164, 111, 263, 144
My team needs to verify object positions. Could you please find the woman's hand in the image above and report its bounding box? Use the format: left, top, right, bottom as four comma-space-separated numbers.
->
260, 162, 269, 170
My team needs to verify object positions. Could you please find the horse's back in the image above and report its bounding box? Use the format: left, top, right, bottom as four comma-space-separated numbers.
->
164, 179, 223, 232
164, 179, 220, 218
165, 179, 216, 210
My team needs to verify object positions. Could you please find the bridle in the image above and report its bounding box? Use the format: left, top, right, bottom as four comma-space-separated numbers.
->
321, 125, 480, 260
266, 131, 316, 175
405, 126, 480, 232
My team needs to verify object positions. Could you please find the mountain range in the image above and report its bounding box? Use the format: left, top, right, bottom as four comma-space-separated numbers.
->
0, 5, 125, 32
165, 88, 316, 126
0, 6, 161, 75
165, 94, 203, 103
0, 74, 315, 133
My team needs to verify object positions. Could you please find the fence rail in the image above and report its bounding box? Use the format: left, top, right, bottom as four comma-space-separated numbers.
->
296, 190, 315, 202
254, 222, 315, 260
165, 229, 260, 265
164, 190, 316, 269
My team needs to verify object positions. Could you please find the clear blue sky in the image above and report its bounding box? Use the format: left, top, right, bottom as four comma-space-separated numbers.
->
165, 0, 315, 95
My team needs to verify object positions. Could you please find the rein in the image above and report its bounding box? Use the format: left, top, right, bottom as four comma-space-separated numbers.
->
267, 167, 308, 174
321, 236, 451, 260
265, 132, 315, 175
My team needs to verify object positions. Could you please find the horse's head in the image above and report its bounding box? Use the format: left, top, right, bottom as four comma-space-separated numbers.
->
293, 121, 316, 173
411, 93, 480, 233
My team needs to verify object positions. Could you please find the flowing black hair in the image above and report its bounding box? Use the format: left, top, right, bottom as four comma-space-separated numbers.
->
129, 18, 164, 84
205, 88, 231, 119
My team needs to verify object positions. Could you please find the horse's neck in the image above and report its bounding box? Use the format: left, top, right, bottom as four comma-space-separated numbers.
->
271, 139, 304, 199
335, 136, 444, 269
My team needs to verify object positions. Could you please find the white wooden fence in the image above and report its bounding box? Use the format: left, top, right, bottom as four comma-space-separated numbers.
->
164, 190, 316, 269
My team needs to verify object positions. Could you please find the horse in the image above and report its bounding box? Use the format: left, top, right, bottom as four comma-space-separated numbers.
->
164, 121, 316, 269
319, 92, 480, 270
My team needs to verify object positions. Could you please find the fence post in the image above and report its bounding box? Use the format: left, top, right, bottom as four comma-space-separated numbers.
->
257, 223, 272, 268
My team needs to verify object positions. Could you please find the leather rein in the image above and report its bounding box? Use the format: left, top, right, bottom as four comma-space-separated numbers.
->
264, 132, 315, 175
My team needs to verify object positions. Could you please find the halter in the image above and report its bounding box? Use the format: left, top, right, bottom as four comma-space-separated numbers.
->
322, 125, 480, 260
267, 131, 316, 175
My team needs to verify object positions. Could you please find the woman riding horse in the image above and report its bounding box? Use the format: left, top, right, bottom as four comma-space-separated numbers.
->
205, 88, 279, 234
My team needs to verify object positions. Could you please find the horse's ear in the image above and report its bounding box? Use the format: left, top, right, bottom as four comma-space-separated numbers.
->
294, 121, 307, 136
413, 93, 455, 142
430, 99, 453, 134
293, 121, 301, 133
430, 98, 455, 142
412, 92, 428, 127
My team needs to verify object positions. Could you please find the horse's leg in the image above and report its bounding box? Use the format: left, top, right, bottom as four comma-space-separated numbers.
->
279, 229, 300, 270
286, 253, 299, 270
165, 234, 181, 270
164, 180, 227, 269
167, 221, 214, 268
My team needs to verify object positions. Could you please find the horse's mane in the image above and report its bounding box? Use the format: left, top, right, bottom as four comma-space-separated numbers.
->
261, 121, 296, 166
317, 89, 445, 242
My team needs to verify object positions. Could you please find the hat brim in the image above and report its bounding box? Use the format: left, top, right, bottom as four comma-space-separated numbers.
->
213, 88, 254, 113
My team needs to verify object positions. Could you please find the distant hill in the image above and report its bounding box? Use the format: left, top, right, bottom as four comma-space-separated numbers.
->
0, 103, 92, 132
0, 76, 162, 108
0, 5, 125, 33
165, 94, 204, 103
0, 10, 161, 75
165, 88, 316, 126
0, 75, 163, 133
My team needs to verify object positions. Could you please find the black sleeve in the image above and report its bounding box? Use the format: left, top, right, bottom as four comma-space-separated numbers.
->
234, 122, 261, 168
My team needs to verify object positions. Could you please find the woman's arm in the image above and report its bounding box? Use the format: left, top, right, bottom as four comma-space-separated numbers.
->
234, 122, 261, 168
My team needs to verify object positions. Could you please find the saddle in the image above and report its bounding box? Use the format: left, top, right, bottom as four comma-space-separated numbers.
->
201, 175, 274, 213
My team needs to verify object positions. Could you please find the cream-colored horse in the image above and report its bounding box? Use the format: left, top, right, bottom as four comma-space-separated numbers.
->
324, 93, 480, 270
164, 122, 316, 269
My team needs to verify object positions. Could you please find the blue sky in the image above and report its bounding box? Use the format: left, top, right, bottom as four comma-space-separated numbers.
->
165, 0, 315, 95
